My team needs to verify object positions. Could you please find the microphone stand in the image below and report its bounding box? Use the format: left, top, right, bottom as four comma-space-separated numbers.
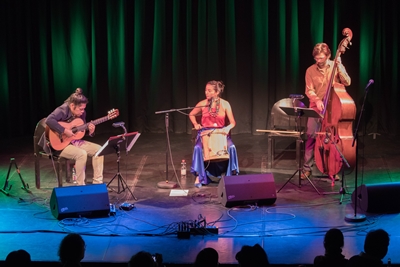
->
155, 106, 197, 189
120, 125, 128, 155
344, 80, 372, 222
321, 130, 350, 203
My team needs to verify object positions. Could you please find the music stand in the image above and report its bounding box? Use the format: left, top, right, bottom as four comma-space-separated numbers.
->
277, 106, 322, 195
95, 132, 141, 200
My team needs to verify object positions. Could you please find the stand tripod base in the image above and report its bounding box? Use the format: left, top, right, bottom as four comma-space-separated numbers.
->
0, 188, 10, 196
157, 181, 177, 189
107, 173, 137, 201
278, 168, 321, 195
345, 213, 366, 222
1, 158, 31, 195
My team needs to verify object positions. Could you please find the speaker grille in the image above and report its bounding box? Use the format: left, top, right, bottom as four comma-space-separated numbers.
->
50, 184, 110, 220
352, 182, 400, 213
218, 174, 277, 207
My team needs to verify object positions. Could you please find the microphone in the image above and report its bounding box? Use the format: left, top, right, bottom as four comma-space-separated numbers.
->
113, 122, 127, 142
289, 94, 304, 99
121, 124, 127, 136
112, 122, 125, 128
365, 79, 374, 91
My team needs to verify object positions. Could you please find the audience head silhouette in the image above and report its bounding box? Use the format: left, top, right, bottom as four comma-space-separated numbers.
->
324, 228, 344, 253
235, 244, 270, 267
364, 229, 390, 260
313, 228, 348, 267
194, 247, 219, 267
58, 233, 86, 266
5, 249, 31, 267
128, 251, 157, 267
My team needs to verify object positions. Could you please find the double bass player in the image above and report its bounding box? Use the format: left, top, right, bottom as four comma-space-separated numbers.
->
301, 43, 351, 183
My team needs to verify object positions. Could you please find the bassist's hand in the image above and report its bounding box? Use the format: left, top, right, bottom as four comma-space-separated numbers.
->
316, 100, 324, 111
64, 128, 75, 137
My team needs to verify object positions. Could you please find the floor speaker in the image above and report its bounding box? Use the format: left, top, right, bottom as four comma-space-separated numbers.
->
50, 184, 110, 220
218, 173, 277, 207
352, 182, 400, 213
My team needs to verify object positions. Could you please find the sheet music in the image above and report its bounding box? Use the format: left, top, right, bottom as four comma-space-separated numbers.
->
95, 132, 140, 157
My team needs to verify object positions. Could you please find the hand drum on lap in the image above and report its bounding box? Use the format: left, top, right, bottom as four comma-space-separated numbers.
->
201, 130, 229, 162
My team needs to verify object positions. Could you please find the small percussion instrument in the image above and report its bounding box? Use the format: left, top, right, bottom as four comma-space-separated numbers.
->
201, 130, 229, 162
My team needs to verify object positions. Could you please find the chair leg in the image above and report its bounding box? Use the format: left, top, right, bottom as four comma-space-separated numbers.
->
65, 160, 71, 183
56, 160, 63, 187
34, 156, 41, 189
268, 136, 273, 169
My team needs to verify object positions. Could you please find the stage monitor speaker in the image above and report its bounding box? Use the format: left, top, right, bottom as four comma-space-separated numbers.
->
352, 182, 400, 213
218, 173, 277, 208
50, 184, 110, 220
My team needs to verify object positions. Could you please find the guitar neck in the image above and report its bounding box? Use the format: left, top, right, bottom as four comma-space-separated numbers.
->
75, 115, 111, 132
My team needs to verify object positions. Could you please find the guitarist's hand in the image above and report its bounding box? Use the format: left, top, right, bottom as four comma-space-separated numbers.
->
64, 128, 75, 137
88, 123, 95, 136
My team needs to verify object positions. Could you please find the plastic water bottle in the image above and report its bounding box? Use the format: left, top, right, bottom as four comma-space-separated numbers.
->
180, 159, 187, 178
72, 165, 77, 184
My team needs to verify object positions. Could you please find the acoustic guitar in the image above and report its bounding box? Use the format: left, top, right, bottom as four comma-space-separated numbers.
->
46, 109, 119, 151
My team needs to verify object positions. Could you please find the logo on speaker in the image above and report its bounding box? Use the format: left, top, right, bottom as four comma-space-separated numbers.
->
227, 195, 235, 200
60, 207, 69, 213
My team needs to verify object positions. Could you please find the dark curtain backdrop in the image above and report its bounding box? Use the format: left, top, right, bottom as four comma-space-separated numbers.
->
1, 0, 399, 139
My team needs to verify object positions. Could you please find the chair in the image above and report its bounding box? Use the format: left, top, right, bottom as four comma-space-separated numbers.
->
267, 98, 307, 169
33, 118, 71, 188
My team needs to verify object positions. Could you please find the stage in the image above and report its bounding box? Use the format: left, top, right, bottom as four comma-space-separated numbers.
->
0, 132, 399, 266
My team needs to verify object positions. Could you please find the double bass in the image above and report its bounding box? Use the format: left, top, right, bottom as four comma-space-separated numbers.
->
314, 28, 356, 182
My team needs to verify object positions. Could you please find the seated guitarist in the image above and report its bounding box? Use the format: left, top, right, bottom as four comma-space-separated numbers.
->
38, 88, 104, 185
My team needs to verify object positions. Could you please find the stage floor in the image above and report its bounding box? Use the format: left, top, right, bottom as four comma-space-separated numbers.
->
0, 132, 399, 266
